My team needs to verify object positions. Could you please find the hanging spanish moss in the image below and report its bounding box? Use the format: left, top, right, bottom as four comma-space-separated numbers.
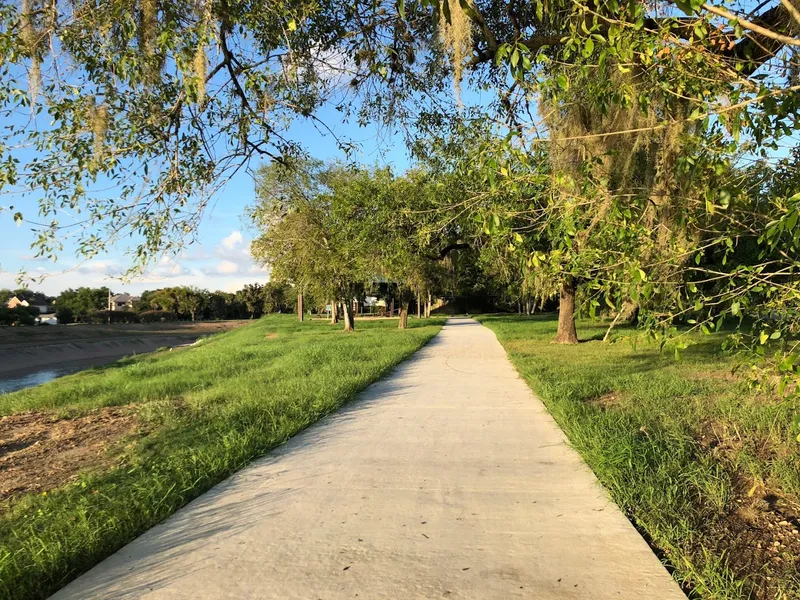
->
193, 42, 207, 105
192, 0, 213, 106
92, 101, 109, 160
28, 57, 40, 109
20, 0, 40, 108
541, 65, 695, 313
438, 0, 472, 102
139, 0, 157, 58
20, 0, 35, 48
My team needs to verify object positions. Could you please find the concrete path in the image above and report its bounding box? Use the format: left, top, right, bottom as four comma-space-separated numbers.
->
52, 318, 685, 600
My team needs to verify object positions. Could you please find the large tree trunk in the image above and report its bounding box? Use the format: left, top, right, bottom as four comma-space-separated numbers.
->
343, 298, 355, 332
398, 301, 409, 329
297, 292, 304, 322
330, 300, 339, 325
416, 294, 421, 319
389, 298, 394, 318
554, 278, 579, 344
426, 291, 432, 318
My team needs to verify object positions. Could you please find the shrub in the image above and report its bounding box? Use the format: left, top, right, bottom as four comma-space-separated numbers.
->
56, 307, 74, 324
138, 310, 177, 323
85, 310, 139, 324
0, 307, 36, 326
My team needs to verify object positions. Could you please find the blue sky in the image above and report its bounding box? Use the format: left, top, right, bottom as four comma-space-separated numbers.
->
0, 101, 413, 296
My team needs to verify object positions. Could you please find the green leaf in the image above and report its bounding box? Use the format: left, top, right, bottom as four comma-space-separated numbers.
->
582, 38, 594, 58
287, 19, 297, 32
770, 330, 782, 340
731, 301, 740, 316
759, 331, 769, 344
397, 0, 405, 19
719, 189, 731, 209
786, 210, 798, 231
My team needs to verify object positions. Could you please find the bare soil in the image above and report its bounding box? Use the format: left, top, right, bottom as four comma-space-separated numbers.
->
586, 391, 621, 410
709, 487, 800, 599
696, 419, 800, 598
0, 408, 140, 503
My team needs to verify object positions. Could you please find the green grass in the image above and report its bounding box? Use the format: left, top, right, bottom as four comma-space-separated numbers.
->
0, 315, 444, 600
478, 314, 800, 600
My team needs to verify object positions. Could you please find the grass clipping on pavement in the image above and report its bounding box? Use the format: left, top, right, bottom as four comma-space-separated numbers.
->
479, 314, 800, 600
0, 315, 444, 600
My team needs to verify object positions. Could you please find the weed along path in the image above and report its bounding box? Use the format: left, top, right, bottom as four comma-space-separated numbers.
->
51, 318, 685, 600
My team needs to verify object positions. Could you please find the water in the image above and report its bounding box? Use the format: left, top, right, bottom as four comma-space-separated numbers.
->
1, 336, 200, 395
0, 354, 138, 395
0, 366, 82, 394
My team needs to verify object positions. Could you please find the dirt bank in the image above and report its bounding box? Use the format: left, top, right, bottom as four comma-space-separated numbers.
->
0, 335, 205, 379
0, 320, 248, 349
0, 321, 249, 381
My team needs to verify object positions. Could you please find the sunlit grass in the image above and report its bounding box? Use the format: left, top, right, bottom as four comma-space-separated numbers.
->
0, 315, 444, 600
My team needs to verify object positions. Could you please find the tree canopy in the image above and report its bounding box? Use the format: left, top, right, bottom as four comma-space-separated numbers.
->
2, 0, 800, 381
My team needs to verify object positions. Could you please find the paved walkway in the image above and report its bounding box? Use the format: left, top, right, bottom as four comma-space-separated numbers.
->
52, 318, 685, 599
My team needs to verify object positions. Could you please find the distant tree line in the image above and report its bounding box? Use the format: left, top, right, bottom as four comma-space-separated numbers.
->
133, 283, 294, 322
0, 283, 294, 325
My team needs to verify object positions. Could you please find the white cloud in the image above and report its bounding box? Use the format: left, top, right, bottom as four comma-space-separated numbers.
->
143, 256, 191, 279
178, 247, 211, 261
4, 229, 269, 295
75, 260, 123, 276
220, 230, 245, 252
203, 260, 241, 276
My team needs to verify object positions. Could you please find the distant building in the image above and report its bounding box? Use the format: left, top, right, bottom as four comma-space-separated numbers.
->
6, 296, 30, 309
109, 294, 140, 311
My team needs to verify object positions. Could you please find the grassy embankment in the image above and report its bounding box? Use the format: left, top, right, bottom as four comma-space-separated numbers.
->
479, 314, 800, 600
0, 315, 444, 600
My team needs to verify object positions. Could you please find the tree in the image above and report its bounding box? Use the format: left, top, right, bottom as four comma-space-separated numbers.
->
251, 161, 382, 331
0, 0, 357, 273
176, 287, 205, 321
237, 283, 264, 319
262, 282, 290, 314
205, 291, 238, 320
0, 0, 764, 272
147, 288, 180, 314
55, 306, 74, 325
55, 287, 110, 322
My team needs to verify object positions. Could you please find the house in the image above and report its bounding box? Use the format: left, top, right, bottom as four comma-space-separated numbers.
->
109, 294, 140, 311
6, 296, 30, 309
